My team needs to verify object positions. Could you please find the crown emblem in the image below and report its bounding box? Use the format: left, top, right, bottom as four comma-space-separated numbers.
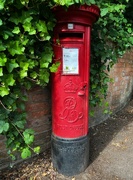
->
64, 80, 78, 93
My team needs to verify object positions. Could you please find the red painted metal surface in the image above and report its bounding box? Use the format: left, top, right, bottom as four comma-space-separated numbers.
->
52, 5, 100, 138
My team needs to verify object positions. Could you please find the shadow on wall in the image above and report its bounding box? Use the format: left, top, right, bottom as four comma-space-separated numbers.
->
89, 91, 133, 128
89, 97, 133, 163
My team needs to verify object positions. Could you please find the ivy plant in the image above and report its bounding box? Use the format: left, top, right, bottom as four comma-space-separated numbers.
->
0, 0, 133, 160
0, 0, 56, 160
90, 0, 133, 109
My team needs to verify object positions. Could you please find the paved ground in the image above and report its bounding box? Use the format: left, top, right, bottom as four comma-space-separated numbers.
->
55, 99, 133, 180
1, 99, 133, 179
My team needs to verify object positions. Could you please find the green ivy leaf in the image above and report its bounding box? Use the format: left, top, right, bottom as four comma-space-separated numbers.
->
23, 23, 30, 32
36, 20, 48, 33
5, 74, 15, 86
8, 41, 25, 56
21, 147, 31, 159
20, 62, 29, 70
45, 35, 51, 41
0, 0, 5, 10
50, 62, 60, 72
41, 52, 53, 63
14, 121, 25, 129
0, 53, 7, 65
101, 8, 109, 17
0, 86, 9, 97
30, 71, 37, 79
22, 14, 33, 24
39, 69, 50, 84
6, 60, 19, 73
24, 134, 34, 145
0, 121, 9, 133
23, 129, 34, 145
34, 146, 40, 154
20, 70, 27, 79
29, 28, 36, 35
3, 122, 9, 132
12, 27, 20, 34
40, 62, 49, 68
127, 28, 132, 33
104, 109, 109, 114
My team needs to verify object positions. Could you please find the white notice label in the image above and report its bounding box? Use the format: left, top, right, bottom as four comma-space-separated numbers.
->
68, 23, 74, 29
63, 48, 79, 74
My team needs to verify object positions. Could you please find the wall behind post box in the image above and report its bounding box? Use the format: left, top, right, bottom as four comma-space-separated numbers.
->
90, 48, 133, 127
0, 86, 51, 170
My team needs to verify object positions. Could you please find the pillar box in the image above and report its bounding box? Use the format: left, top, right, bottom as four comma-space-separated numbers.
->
51, 5, 100, 176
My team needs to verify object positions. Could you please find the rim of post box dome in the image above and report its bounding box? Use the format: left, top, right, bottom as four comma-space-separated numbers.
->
53, 4, 100, 26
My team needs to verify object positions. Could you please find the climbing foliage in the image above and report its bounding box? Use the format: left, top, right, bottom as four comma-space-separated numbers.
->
0, 0, 133, 159
90, 0, 133, 108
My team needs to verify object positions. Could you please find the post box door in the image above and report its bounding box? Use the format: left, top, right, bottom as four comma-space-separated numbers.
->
52, 31, 90, 139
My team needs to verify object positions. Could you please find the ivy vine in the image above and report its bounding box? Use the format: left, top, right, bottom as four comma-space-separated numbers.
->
90, 0, 133, 113
0, 0, 56, 160
0, 0, 133, 160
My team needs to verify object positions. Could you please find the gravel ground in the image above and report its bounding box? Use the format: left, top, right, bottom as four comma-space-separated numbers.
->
0, 99, 133, 180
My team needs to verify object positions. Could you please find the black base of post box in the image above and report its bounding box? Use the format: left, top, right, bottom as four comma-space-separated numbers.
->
51, 134, 89, 176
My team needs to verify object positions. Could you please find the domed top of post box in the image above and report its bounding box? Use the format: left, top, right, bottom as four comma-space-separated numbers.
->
53, 4, 100, 26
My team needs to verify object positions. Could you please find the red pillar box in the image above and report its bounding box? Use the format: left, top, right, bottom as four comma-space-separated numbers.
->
52, 5, 100, 176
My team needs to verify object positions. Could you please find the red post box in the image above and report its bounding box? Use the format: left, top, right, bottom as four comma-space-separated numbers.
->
52, 5, 100, 176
